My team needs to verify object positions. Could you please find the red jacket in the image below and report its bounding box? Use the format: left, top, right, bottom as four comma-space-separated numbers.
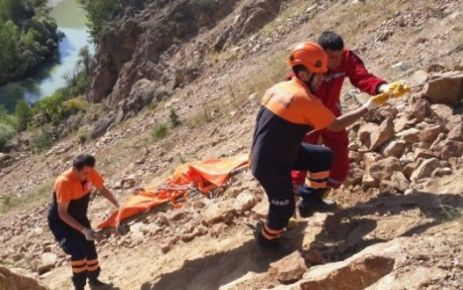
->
316, 49, 385, 117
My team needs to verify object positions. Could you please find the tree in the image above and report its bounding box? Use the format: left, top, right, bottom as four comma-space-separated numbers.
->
15, 100, 32, 131
78, 0, 121, 41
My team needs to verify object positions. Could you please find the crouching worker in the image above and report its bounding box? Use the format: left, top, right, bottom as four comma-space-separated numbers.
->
48, 154, 120, 290
251, 42, 394, 249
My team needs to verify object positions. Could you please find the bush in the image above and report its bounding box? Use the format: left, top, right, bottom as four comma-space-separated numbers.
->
151, 123, 169, 141
169, 108, 181, 127
0, 122, 17, 151
31, 125, 54, 152
78, 0, 122, 41
14, 99, 32, 131
76, 126, 89, 143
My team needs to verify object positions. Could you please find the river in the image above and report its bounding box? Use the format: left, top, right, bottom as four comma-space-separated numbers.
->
0, 0, 92, 111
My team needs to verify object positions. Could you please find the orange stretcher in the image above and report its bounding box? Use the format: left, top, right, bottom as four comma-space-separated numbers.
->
96, 155, 249, 230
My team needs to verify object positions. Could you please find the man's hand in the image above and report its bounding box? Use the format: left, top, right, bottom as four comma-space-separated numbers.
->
365, 81, 411, 110
82, 228, 96, 241
379, 81, 411, 98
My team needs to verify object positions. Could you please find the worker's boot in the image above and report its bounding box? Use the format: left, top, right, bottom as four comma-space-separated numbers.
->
298, 186, 337, 217
72, 272, 86, 290
88, 269, 114, 290
89, 279, 114, 290
253, 222, 281, 251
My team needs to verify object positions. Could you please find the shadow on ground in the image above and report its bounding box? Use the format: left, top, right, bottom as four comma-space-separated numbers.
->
140, 221, 307, 290
308, 191, 463, 261
140, 191, 462, 289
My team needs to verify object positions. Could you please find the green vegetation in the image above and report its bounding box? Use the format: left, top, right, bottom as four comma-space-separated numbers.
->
0, 180, 53, 215
0, 0, 61, 85
78, 0, 121, 41
151, 123, 169, 141
0, 47, 93, 152
169, 108, 181, 127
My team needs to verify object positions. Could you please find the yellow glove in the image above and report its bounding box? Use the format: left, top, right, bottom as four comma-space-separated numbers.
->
364, 81, 411, 110
379, 81, 411, 98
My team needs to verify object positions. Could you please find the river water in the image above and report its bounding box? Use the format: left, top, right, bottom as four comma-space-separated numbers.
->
0, 0, 92, 111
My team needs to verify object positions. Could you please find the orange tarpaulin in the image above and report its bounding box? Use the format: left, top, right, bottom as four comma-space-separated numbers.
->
97, 155, 248, 229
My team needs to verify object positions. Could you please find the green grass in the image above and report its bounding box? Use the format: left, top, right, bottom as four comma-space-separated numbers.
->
151, 123, 169, 141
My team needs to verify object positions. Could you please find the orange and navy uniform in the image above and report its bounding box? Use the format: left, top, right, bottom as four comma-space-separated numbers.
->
251, 77, 335, 235
47, 168, 104, 289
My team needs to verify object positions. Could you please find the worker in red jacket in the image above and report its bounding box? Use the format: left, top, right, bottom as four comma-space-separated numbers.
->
292, 31, 399, 216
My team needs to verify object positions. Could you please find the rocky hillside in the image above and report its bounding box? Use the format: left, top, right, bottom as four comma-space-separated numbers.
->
1, 0, 463, 289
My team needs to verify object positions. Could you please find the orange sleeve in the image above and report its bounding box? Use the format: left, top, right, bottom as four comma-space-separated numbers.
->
303, 98, 336, 130
54, 179, 71, 204
91, 170, 104, 189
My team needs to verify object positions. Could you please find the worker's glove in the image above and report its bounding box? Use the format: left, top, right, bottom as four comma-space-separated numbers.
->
378, 81, 411, 98
82, 228, 96, 241
363, 93, 390, 110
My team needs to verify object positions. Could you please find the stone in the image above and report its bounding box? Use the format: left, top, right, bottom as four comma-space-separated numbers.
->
417, 124, 442, 143
383, 140, 407, 158
37, 253, 57, 274
397, 128, 420, 143
362, 174, 379, 189
290, 241, 399, 290
432, 167, 452, 177
447, 123, 463, 141
202, 201, 234, 225
445, 114, 463, 132
121, 174, 137, 189
252, 197, 269, 219
406, 98, 430, 122
435, 140, 463, 159
430, 104, 454, 121
423, 72, 463, 106
303, 249, 326, 265
393, 115, 409, 133
0, 266, 48, 290
410, 158, 441, 182
358, 123, 379, 148
413, 148, 435, 159
233, 191, 257, 212
390, 172, 410, 192
370, 118, 395, 150
409, 70, 428, 87
368, 157, 402, 181
270, 251, 308, 284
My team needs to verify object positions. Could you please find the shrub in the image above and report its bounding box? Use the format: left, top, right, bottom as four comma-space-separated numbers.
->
0, 122, 17, 151
151, 123, 169, 141
31, 125, 54, 152
14, 99, 32, 131
76, 126, 89, 143
169, 108, 181, 127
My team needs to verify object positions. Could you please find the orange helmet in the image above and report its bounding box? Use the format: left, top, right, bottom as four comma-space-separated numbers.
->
288, 42, 328, 74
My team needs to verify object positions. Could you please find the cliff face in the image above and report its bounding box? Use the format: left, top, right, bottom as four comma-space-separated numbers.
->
86, 0, 282, 130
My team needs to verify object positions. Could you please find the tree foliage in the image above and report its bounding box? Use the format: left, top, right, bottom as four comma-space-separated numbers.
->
78, 0, 121, 41
0, 0, 60, 85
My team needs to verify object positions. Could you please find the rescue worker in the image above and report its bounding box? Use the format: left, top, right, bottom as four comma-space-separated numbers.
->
48, 154, 120, 290
291, 31, 404, 216
251, 42, 406, 248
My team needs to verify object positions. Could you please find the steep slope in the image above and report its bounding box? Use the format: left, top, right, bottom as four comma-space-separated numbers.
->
0, 0, 463, 289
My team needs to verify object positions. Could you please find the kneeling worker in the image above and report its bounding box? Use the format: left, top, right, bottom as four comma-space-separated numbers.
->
251, 42, 407, 248
48, 154, 120, 290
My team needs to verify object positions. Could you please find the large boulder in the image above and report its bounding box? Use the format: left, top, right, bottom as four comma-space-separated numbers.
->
423, 72, 463, 106
270, 251, 308, 284
383, 140, 407, 158
0, 266, 48, 290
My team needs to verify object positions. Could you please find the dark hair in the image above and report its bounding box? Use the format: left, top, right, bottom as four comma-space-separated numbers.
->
73, 154, 96, 171
292, 65, 308, 76
318, 31, 344, 51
